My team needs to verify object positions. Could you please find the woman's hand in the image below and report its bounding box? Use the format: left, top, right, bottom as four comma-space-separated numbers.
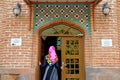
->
39, 61, 41, 65
61, 65, 63, 69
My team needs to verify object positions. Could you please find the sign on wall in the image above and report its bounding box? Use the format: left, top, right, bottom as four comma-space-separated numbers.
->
101, 39, 112, 47
11, 38, 22, 46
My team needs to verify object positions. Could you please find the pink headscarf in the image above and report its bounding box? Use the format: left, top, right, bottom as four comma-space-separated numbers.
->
48, 46, 58, 64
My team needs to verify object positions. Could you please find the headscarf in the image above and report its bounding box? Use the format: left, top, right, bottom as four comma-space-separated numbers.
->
46, 46, 58, 65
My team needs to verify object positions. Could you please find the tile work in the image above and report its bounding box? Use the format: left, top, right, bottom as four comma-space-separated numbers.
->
34, 4, 90, 35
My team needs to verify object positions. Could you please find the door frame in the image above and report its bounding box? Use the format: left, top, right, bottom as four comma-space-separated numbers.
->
36, 20, 87, 80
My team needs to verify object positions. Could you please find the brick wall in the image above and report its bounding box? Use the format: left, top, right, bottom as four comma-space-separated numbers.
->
118, 0, 120, 57
86, 0, 120, 80
0, 0, 33, 69
1, 0, 119, 69
0, 0, 120, 80
0, 0, 5, 67
90, 0, 120, 67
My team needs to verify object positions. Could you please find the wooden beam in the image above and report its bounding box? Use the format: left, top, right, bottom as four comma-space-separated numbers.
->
23, 0, 102, 5
29, 4, 32, 31
31, 2, 94, 4
94, 0, 102, 6
92, 0, 102, 31
93, 5, 96, 31
40, 34, 84, 37
24, 0, 31, 5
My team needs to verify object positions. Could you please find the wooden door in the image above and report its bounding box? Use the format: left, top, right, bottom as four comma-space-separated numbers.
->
61, 37, 85, 80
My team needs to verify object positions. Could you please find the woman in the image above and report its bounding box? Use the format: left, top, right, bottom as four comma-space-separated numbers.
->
40, 46, 61, 80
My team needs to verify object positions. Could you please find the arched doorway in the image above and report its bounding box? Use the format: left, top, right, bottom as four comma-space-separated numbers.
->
38, 21, 86, 80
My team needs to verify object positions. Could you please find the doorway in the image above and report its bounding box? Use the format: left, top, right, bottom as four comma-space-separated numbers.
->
40, 36, 62, 80
39, 24, 85, 80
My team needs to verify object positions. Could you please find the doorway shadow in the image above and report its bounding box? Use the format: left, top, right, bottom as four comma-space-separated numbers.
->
40, 36, 61, 80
